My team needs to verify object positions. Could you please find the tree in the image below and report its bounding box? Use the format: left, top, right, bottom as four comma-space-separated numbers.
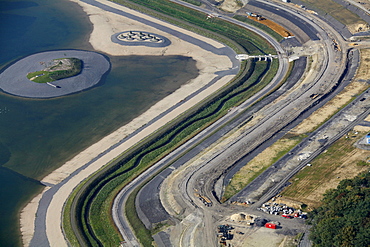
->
308, 171, 370, 247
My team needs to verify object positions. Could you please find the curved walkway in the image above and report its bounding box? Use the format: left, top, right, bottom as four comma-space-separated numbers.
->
27, 0, 239, 247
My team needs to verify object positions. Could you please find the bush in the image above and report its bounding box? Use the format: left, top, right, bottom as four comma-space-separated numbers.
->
308, 171, 370, 247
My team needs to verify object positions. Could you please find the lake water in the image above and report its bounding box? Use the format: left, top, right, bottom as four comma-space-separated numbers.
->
0, 0, 198, 246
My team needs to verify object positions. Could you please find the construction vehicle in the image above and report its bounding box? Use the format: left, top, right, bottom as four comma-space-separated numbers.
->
194, 192, 213, 206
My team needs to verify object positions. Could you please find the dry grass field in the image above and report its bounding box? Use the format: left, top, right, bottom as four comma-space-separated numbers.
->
222, 136, 303, 201
281, 132, 370, 208
297, 0, 369, 33
224, 49, 370, 203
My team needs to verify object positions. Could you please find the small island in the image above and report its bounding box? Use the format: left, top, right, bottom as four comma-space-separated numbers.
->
0, 50, 110, 98
27, 58, 82, 84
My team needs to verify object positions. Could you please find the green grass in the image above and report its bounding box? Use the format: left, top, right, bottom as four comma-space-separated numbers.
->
126, 187, 154, 246
26, 58, 82, 83
182, 0, 201, 6
63, 0, 282, 245
110, 0, 275, 55
64, 59, 278, 246
26, 71, 53, 83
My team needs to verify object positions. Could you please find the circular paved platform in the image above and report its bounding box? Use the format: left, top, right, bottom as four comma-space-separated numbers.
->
111, 31, 171, 47
0, 50, 110, 98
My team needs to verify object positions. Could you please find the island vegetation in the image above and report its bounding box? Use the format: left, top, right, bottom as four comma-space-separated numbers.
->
26, 58, 82, 83
308, 171, 370, 247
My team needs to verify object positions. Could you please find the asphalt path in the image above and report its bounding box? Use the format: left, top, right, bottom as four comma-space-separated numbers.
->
251, 87, 370, 209
108, 0, 296, 245
28, 0, 240, 246
157, 1, 351, 246
139, 1, 369, 246
135, 56, 307, 231
115, 0, 343, 245
232, 49, 360, 203
247, 0, 320, 41
114, 13, 294, 247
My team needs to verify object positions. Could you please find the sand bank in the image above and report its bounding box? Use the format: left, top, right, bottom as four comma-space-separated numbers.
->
20, 0, 238, 246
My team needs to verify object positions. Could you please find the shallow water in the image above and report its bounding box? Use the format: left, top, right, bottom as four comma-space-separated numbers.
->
0, 0, 198, 245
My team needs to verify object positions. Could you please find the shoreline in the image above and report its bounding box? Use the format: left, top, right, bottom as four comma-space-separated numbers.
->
0, 50, 110, 98
20, 0, 239, 246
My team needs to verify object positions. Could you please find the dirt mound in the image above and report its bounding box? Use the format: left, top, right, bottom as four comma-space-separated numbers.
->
219, 0, 243, 12
348, 23, 370, 34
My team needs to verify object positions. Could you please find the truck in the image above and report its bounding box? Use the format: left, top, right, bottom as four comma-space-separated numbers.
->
265, 223, 277, 229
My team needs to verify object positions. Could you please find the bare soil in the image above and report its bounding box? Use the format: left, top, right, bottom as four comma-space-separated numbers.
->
291, 49, 370, 135
248, 16, 292, 37
225, 48, 370, 207
282, 132, 370, 208
297, 0, 368, 33
219, 0, 243, 12
44, 59, 74, 72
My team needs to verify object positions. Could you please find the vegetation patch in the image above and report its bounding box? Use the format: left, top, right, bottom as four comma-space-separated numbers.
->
282, 132, 370, 209
65, 58, 279, 246
297, 0, 367, 31
126, 186, 154, 246
64, 0, 281, 245
182, 0, 201, 6
222, 134, 304, 202
26, 58, 82, 83
308, 171, 370, 247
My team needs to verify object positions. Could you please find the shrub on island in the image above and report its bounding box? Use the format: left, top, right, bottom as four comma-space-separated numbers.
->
27, 58, 82, 83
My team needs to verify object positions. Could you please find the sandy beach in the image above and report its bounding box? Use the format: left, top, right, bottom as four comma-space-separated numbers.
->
20, 0, 237, 246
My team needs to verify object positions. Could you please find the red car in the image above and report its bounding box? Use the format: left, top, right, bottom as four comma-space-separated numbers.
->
282, 214, 293, 219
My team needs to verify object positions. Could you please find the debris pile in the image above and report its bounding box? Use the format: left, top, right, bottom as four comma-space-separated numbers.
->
217, 224, 234, 246
257, 203, 307, 219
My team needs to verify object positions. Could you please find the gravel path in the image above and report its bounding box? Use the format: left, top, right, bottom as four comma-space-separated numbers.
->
0, 50, 110, 98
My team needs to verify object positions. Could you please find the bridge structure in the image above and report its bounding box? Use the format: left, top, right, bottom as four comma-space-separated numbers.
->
235, 53, 278, 61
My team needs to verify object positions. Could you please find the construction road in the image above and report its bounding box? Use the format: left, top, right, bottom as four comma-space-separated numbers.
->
116, 0, 370, 246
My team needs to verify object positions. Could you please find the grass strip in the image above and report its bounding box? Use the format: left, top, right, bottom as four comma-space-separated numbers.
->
64, 59, 278, 246
86, 61, 273, 245
63, 0, 282, 245
222, 134, 305, 202
110, 0, 276, 55
297, 0, 366, 27
182, 0, 201, 6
